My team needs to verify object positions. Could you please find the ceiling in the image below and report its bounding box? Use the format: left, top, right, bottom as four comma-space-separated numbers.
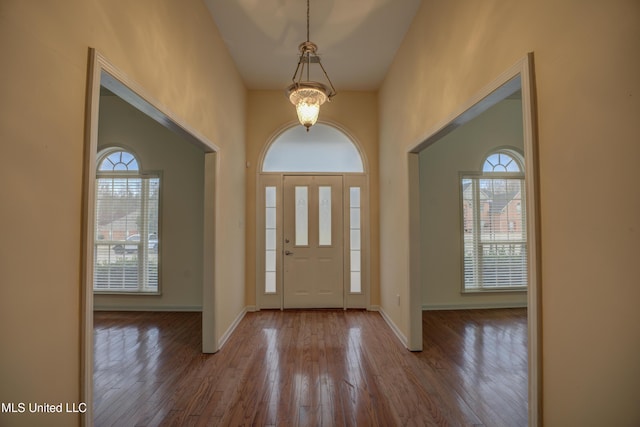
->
204, 0, 422, 91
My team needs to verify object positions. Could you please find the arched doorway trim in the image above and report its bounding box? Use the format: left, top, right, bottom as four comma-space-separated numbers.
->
256, 121, 370, 310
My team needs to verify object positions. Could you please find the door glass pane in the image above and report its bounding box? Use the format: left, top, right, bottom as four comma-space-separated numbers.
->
350, 272, 362, 293
350, 250, 361, 271
266, 207, 276, 229
265, 186, 276, 208
266, 250, 276, 271
350, 229, 360, 250
350, 187, 361, 207
295, 186, 308, 246
350, 207, 360, 228
265, 229, 276, 250
266, 247, 276, 294
265, 272, 276, 293
319, 186, 332, 246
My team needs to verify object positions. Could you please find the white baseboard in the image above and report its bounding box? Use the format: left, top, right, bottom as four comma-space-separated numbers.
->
245, 305, 258, 312
217, 307, 248, 349
377, 307, 408, 348
93, 305, 202, 312
422, 302, 527, 311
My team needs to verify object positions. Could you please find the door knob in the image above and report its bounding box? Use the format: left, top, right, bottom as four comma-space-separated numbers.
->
285, 250, 294, 256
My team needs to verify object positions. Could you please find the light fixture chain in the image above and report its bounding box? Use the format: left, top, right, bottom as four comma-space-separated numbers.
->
306, 0, 310, 42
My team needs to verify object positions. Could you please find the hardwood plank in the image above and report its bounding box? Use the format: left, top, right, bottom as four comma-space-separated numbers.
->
94, 308, 527, 426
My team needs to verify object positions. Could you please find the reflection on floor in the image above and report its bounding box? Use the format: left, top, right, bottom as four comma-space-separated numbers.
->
94, 308, 527, 426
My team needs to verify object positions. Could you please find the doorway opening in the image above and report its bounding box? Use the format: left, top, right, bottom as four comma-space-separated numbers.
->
82, 49, 219, 425
257, 123, 369, 310
407, 54, 541, 425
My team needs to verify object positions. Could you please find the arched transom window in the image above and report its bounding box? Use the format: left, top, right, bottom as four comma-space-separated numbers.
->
482, 151, 522, 173
98, 150, 139, 172
263, 123, 364, 173
461, 149, 527, 291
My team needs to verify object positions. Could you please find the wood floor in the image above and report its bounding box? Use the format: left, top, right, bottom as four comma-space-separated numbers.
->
93, 308, 527, 426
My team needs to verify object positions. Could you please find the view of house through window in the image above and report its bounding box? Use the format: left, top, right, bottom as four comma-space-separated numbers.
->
94, 148, 160, 293
461, 150, 527, 291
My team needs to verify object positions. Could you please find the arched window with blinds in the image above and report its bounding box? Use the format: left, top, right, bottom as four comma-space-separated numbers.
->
94, 148, 160, 293
461, 149, 527, 291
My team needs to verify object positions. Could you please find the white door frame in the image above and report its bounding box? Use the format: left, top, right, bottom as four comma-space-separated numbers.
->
407, 53, 541, 425
82, 48, 219, 426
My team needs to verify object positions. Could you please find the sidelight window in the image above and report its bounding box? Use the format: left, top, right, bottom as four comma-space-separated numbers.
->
265, 186, 277, 293
349, 187, 362, 293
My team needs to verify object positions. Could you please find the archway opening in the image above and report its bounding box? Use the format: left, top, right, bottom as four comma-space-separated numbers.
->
258, 123, 369, 310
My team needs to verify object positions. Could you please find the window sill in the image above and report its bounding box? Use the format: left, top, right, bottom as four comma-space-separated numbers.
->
94, 291, 161, 296
462, 288, 527, 295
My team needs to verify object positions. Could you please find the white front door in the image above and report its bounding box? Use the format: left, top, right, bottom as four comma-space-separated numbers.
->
283, 175, 343, 308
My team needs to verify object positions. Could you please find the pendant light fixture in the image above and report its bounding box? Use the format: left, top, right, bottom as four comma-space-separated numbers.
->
286, 0, 337, 131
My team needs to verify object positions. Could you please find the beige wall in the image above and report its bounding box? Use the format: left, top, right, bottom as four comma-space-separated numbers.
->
94, 94, 205, 311
420, 98, 527, 309
245, 90, 379, 308
3, 0, 639, 425
380, 0, 640, 425
0, 1, 246, 426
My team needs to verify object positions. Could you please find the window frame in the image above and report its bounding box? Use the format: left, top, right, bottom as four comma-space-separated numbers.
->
460, 149, 527, 293
94, 147, 162, 294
